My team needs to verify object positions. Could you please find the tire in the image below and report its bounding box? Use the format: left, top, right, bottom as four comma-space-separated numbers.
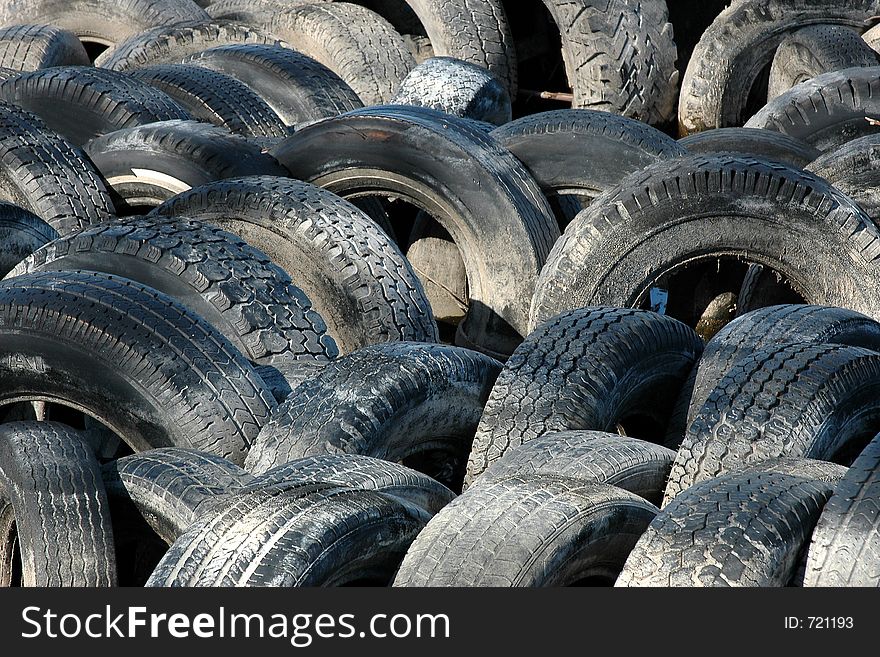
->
768, 24, 879, 100
102, 447, 251, 544
10, 216, 338, 367
666, 343, 880, 505
617, 471, 833, 587
95, 20, 281, 71
475, 431, 674, 506
0, 66, 191, 147
530, 155, 880, 331
254, 360, 327, 403
244, 342, 502, 491
806, 134, 880, 220
465, 308, 702, 487
130, 64, 288, 139
541, 0, 678, 124
249, 453, 455, 515
805, 434, 880, 586
270, 106, 560, 357
492, 109, 686, 228
146, 484, 430, 586
253, 2, 415, 105
391, 56, 511, 126
0, 101, 115, 235
669, 305, 880, 448
0, 0, 209, 55
0, 24, 89, 71
152, 176, 438, 353
82, 120, 288, 213
737, 457, 849, 485
0, 421, 115, 586
745, 66, 880, 152
678, 0, 880, 135
183, 43, 362, 126
0, 203, 57, 277
678, 127, 820, 168
393, 476, 658, 587
0, 270, 276, 464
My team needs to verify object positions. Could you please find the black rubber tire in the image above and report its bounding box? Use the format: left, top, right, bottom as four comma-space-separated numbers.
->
393, 476, 658, 587
745, 66, 880, 152
0, 0, 209, 55
0, 100, 115, 235
183, 43, 362, 126
541, 0, 678, 124
0, 421, 115, 587
95, 20, 281, 71
152, 176, 438, 353
806, 134, 880, 220
737, 457, 849, 485
206, 0, 324, 22
391, 56, 511, 126
0, 65, 191, 147
530, 154, 880, 330
102, 447, 251, 544
82, 120, 288, 213
0, 203, 57, 277
146, 483, 431, 586
0, 24, 89, 71
492, 109, 686, 228
10, 216, 338, 367
805, 434, 880, 586
678, 1, 880, 135
768, 24, 879, 100
475, 431, 675, 507
254, 360, 327, 403
666, 343, 880, 505
270, 106, 560, 357
248, 453, 455, 516
617, 470, 833, 587
0, 270, 276, 464
669, 305, 880, 448
245, 342, 502, 491
130, 64, 288, 139
678, 127, 821, 168
465, 307, 702, 487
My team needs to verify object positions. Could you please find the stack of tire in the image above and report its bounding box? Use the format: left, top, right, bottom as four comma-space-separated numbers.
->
0, 0, 878, 588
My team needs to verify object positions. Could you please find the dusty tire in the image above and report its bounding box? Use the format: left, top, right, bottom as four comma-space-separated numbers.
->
183, 43, 362, 125
530, 155, 880, 331
152, 176, 438, 353
0, 65, 191, 146
806, 134, 880, 220
83, 120, 287, 213
10, 216, 338, 367
146, 484, 430, 586
745, 66, 880, 151
254, 360, 328, 403
0, 422, 115, 586
245, 342, 502, 491
805, 434, 880, 586
270, 106, 560, 357
0, 24, 89, 70
617, 471, 833, 587
465, 308, 702, 487
678, 127, 820, 168
666, 343, 880, 504
737, 457, 849, 485
0, 270, 276, 464
475, 431, 675, 507
0, 203, 56, 277
394, 476, 658, 587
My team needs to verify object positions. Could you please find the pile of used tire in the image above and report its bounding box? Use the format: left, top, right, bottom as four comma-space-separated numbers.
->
0, 0, 879, 588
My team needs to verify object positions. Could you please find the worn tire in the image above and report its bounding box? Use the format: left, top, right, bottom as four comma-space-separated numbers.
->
678, 127, 820, 168
245, 342, 502, 490
0, 422, 115, 586
0, 203, 57, 277
466, 308, 702, 487
254, 360, 328, 403
0, 270, 276, 464
152, 176, 438, 353
737, 457, 849, 485
806, 134, 880, 220
394, 476, 658, 587
10, 216, 337, 367
183, 43, 362, 125
617, 471, 833, 587
0, 24, 89, 71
